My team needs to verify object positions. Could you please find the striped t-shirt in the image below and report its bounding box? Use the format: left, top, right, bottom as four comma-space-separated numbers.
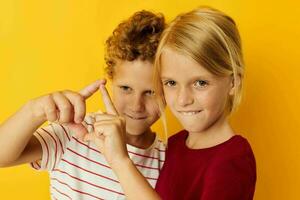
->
31, 112, 166, 200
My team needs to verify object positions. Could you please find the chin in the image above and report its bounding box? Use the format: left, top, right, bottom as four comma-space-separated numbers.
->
182, 123, 206, 134
184, 127, 202, 134
126, 126, 148, 136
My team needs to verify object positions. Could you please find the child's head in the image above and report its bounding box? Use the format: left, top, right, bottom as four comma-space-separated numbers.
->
154, 7, 244, 133
105, 10, 165, 136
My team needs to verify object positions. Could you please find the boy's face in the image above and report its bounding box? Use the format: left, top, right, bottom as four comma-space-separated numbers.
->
111, 60, 160, 136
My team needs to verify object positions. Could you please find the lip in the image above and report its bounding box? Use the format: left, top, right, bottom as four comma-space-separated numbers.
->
124, 113, 147, 120
177, 110, 202, 116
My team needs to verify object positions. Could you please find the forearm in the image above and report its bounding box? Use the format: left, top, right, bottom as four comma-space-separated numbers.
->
0, 101, 44, 165
111, 158, 161, 200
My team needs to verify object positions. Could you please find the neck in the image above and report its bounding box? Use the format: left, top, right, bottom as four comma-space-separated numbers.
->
126, 129, 156, 149
186, 114, 235, 149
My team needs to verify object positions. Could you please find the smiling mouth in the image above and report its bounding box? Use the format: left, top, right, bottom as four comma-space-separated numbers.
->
178, 110, 202, 116
124, 113, 147, 120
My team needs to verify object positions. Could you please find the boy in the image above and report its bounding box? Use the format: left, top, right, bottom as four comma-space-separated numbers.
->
0, 10, 165, 199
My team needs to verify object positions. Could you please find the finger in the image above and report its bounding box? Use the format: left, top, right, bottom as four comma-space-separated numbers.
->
66, 123, 88, 141
83, 132, 96, 142
79, 79, 106, 99
84, 132, 105, 153
94, 120, 123, 137
94, 113, 118, 121
99, 83, 118, 115
63, 91, 86, 123
52, 92, 74, 123
83, 132, 105, 142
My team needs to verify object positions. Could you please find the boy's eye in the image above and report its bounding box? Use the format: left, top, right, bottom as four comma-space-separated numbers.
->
163, 80, 176, 87
120, 86, 132, 92
194, 80, 208, 88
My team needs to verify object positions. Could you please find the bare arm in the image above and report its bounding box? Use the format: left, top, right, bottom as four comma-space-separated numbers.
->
0, 102, 43, 167
0, 80, 104, 167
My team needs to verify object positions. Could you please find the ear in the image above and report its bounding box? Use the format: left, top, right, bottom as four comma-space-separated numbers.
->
229, 74, 241, 96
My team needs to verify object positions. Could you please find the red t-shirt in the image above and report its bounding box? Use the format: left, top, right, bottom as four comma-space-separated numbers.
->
155, 130, 256, 200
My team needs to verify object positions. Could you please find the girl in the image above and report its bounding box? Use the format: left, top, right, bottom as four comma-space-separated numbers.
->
87, 6, 256, 200
0, 10, 166, 199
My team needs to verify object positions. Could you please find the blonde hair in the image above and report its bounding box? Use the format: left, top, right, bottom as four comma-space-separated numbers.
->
154, 7, 244, 118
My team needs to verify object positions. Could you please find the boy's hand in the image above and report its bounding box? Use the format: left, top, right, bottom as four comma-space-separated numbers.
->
28, 80, 105, 138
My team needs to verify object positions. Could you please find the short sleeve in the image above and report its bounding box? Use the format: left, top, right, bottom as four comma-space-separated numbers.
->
30, 123, 71, 171
201, 155, 256, 200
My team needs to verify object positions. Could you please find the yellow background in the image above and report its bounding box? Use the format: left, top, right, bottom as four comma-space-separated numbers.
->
1, 0, 299, 199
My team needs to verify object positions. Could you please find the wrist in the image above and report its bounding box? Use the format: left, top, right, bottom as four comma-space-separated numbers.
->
110, 156, 133, 172
22, 100, 46, 126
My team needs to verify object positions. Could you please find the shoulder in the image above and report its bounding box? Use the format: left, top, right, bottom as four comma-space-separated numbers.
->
207, 135, 256, 182
155, 138, 166, 151
200, 136, 257, 199
220, 135, 255, 161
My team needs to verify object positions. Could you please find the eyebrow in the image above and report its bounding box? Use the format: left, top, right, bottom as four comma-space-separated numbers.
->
160, 75, 214, 80
116, 84, 154, 91
160, 76, 171, 80
116, 84, 130, 87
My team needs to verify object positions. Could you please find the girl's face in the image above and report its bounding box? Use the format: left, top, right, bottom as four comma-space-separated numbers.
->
112, 60, 160, 136
161, 48, 234, 134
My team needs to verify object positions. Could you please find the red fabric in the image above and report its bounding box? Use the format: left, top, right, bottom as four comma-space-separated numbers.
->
155, 130, 256, 200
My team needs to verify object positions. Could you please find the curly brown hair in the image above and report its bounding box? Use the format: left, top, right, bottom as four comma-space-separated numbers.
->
105, 10, 165, 79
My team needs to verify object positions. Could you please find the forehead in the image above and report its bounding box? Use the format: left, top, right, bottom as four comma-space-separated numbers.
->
113, 59, 154, 86
160, 48, 215, 80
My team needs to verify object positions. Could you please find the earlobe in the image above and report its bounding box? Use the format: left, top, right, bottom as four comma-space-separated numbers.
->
229, 74, 241, 96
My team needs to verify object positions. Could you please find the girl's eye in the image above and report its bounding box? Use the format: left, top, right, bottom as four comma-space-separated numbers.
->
194, 80, 208, 88
120, 86, 132, 92
163, 80, 176, 87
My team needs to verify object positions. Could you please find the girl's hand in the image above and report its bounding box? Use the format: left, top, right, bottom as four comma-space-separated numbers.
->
83, 83, 129, 167
27, 80, 105, 138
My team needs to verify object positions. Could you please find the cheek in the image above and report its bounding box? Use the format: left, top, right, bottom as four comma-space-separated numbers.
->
163, 88, 176, 106
112, 94, 127, 113
145, 100, 160, 116
201, 90, 228, 112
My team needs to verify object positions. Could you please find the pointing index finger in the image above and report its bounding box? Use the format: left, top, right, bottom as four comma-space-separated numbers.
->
79, 79, 106, 99
99, 83, 118, 115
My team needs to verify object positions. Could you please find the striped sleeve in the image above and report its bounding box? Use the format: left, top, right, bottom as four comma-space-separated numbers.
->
30, 123, 71, 171
157, 139, 166, 170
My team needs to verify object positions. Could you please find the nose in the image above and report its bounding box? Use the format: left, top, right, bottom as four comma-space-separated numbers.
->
177, 87, 194, 107
130, 94, 145, 112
